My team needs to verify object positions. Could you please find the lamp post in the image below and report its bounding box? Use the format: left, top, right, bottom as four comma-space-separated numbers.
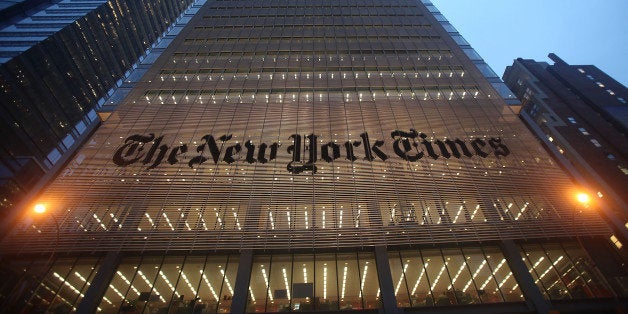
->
33, 204, 61, 266
572, 192, 590, 231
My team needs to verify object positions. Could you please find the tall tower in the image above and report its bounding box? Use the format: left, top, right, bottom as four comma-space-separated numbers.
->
1, 1, 625, 313
0, 0, 194, 218
503, 54, 628, 219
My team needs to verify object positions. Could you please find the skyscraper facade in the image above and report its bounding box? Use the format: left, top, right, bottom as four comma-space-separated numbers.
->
0, 0, 193, 219
503, 54, 628, 221
1, 1, 626, 313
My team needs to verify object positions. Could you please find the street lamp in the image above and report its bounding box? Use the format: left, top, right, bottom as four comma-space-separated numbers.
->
576, 193, 590, 207
32, 203, 61, 266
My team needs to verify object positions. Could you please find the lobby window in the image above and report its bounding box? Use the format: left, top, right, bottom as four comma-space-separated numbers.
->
578, 128, 589, 136
247, 252, 379, 312
618, 97, 626, 104
618, 165, 628, 175
606, 153, 616, 160
596, 82, 605, 88
577, 68, 586, 74
567, 117, 577, 124
519, 242, 614, 300
0, 256, 101, 313
390, 246, 522, 308
606, 89, 615, 96
590, 139, 602, 147
98, 254, 238, 313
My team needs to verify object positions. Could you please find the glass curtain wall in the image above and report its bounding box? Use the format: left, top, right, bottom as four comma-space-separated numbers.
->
247, 252, 379, 312
389, 245, 524, 308
97, 254, 238, 313
0, 256, 101, 312
520, 242, 615, 300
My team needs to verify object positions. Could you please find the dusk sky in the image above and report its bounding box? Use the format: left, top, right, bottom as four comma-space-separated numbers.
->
432, 0, 628, 86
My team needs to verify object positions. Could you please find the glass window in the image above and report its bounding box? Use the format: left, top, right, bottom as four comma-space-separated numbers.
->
98, 254, 236, 313
520, 242, 615, 300
491, 82, 516, 99
451, 35, 468, 46
441, 23, 457, 33
0, 256, 101, 313
610, 235, 623, 249
247, 252, 378, 312
392, 245, 520, 309
476, 63, 498, 78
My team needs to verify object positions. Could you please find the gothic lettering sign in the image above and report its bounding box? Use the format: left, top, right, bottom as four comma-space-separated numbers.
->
113, 129, 510, 174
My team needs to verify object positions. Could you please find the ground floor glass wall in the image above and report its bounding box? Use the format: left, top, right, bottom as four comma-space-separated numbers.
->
98, 254, 238, 313
247, 252, 379, 312
0, 255, 101, 312
1, 239, 624, 313
519, 242, 615, 300
389, 245, 524, 308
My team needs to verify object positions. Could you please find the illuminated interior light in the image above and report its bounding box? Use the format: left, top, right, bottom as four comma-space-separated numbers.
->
269, 212, 275, 230
200, 270, 219, 301
478, 258, 506, 290
496, 271, 514, 291
535, 256, 564, 284
249, 287, 256, 302
469, 205, 480, 220
162, 213, 175, 231
286, 211, 291, 228
54, 272, 85, 298
322, 210, 326, 229
92, 213, 108, 231
116, 271, 140, 296
137, 270, 166, 302
411, 263, 429, 295
395, 263, 409, 295
452, 206, 464, 223
180, 271, 197, 296
220, 269, 234, 295
261, 267, 273, 301
234, 212, 241, 230
359, 262, 369, 297
39, 280, 74, 309
323, 265, 328, 300
282, 268, 291, 300
304, 211, 309, 229
340, 265, 348, 299
339, 210, 343, 228
216, 213, 223, 228
447, 262, 467, 289
159, 270, 179, 298
514, 203, 530, 220
462, 260, 486, 292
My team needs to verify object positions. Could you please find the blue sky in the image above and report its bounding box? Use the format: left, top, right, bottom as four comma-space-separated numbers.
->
431, 0, 628, 86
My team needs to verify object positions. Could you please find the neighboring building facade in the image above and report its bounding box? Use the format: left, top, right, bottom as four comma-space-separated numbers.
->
0, 0, 194, 220
0, 1, 626, 314
503, 54, 628, 222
